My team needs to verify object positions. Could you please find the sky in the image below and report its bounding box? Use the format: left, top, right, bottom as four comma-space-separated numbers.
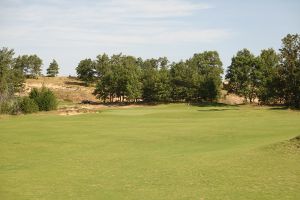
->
1, 0, 300, 76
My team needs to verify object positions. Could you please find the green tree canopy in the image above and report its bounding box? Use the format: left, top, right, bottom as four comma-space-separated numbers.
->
47, 59, 59, 77
0, 47, 24, 99
94, 54, 142, 102
225, 49, 260, 103
257, 48, 280, 104
14, 54, 43, 78
76, 58, 96, 85
278, 34, 300, 108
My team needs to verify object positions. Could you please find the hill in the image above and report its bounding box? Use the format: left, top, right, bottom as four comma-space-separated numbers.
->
24, 77, 97, 103
23, 77, 245, 105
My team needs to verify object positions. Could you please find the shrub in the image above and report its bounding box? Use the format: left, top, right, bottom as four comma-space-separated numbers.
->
0, 98, 22, 115
20, 97, 39, 113
0, 101, 11, 114
29, 88, 39, 100
10, 98, 22, 115
29, 87, 58, 111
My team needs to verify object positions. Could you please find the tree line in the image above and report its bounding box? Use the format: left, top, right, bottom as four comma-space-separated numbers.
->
226, 34, 300, 108
76, 34, 299, 108
76, 51, 223, 103
0, 33, 299, 113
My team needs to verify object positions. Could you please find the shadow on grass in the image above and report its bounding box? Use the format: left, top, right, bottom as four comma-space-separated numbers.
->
79, 101, 242, 109
268, 107, 289, 110
189, 102, 240, 107
197, 108, 239, 112
268, 106, 300, 111
79, 101, 158, 107
64, 81, 86, 86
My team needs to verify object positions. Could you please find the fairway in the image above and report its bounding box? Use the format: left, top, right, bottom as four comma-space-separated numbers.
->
0, 104, 299, 200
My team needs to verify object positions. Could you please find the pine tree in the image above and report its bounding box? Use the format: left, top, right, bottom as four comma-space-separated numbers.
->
47, 59, 59, 77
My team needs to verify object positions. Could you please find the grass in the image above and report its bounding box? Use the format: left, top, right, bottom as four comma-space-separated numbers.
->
0, 104, 299, 200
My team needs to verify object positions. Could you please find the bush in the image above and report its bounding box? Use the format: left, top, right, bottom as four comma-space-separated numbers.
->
29, 87, 58, 111
20, 97, 39, 113
0, 101, 11, 114
0, 98, 22, 115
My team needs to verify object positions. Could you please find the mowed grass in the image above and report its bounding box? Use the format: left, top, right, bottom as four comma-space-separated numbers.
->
0, 104, 299, 200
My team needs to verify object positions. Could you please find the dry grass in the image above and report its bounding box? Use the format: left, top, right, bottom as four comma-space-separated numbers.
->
23, 76, 98, 103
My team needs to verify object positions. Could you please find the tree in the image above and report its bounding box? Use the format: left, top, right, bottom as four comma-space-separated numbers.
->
76, 58, 96, 85
28, 55, 42, 78
14, 54, 43, 78
155, 65, 172, 102
0, 47, 25, 114
187, 51, 223, 101
93, 54, 112, 102
0, 47, 15, 98
141, 58, 159, 102
170, 61, 190, 101
140, 58, 172, 102
170, 51, 223, 102
257, 48, 280, 104
122, 56, 142, 102
278, 34, 300, 108
225, 49, 260, 103
0, 47, 24, 99
47, 59, 59, 77
94, 54, 142, 102
95, 53, 110, 78
14, 55, 29, 75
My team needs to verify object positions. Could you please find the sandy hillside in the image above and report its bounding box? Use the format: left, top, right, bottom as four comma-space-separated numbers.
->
24, 76, 98, 103
23, 77, 145, 115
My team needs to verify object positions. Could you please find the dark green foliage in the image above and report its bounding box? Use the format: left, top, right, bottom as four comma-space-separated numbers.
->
0, 47, 25, 98
225, 49, 261, 103
47, 59, 59, 77
155, 66, 172, 102
170, 61, 189, 101
91, 52, 223, 103
14, 54, 43, 78
225, 34, 300, 108
257, 49, 280, 104
20, 97, 39, 113
170, 51, 223, 102
29, 87, 58, 111
187, 51, 223, 101
278, 34, 300, 108
140, 59, 159, 102
94, 54, 142, 102
76, 58, 96, 85
226, 48, 280, 104
140, 57, 172, 102
0, 47, 25, 114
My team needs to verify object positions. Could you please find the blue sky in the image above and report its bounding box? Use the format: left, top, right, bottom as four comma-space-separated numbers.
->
1, 0, 300, 75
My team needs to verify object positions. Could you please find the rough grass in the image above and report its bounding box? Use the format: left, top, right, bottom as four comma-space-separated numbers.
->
0, 104, 299, 200
24, 77, 97, 103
